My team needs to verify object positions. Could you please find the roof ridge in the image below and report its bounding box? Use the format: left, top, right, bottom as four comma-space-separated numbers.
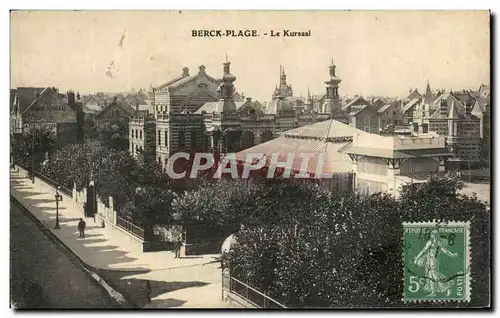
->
22, 87, 50, 114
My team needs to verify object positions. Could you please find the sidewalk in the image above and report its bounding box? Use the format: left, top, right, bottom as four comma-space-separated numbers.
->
10, 167, 229, 308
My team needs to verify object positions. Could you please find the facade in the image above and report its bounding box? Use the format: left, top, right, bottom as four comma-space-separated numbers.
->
378, 101, 404, 131
236, 118, 452, 197
129, 116, 157, 163
153, 65, 220, 165
94, 97, 136, 127
130, 61, 331, 164
342, 131, 452, 198
10, 87, 84, 145
347, 103, 380, 134
414, 92, 482, 168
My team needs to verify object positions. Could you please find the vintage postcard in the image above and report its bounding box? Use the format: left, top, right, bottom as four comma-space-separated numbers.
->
9, 10, 490, 309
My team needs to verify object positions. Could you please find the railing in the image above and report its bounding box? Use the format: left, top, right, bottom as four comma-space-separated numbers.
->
116, 216, 145, 240
222, 272, 286, 308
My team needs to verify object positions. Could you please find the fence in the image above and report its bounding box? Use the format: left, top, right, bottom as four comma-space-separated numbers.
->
116, 216, 145, 240
222, 272, 286, 308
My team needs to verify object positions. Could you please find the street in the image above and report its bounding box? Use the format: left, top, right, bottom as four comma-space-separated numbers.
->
10, 199, 122, 309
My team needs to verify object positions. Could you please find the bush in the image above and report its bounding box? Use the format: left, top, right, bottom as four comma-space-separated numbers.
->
223, 177, 490, 308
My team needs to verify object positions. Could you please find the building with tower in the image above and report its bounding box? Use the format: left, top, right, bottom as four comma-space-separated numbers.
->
129, 59, 332, 164
404, 81, 483, 169
321, 60, 346, 123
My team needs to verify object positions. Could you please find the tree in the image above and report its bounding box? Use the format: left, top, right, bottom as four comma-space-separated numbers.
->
223, 177, 490, 308
17, 126, 56, 172
99, 119, 129, 150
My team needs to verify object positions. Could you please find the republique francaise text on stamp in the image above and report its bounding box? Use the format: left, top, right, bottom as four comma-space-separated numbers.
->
403, 221, 471, 302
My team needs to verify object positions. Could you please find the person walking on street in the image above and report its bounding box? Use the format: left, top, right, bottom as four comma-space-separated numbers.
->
77, 218, 86, 238
145, 280, 152, 303
174, 237, 182, 258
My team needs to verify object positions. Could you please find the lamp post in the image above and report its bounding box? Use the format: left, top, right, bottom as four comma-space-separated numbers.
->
55, 186, 62, 229
31, 132, 35, 184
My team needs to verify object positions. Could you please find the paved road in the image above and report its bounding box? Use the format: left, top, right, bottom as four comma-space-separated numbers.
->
10, 199, 122, 309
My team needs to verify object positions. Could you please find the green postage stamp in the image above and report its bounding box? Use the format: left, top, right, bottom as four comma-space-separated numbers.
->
403, 221, 471, 302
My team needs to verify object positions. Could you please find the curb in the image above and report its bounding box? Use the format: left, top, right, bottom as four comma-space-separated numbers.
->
11, 194, 132, 308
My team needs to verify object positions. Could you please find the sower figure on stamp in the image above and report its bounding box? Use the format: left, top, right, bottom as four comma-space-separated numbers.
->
413, 229, 458, 297
77, 218, 86, 238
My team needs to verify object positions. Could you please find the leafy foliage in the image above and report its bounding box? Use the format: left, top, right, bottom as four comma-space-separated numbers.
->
99, 120, 129, 150
16, 126, 57, 173
222, 176, 490, 308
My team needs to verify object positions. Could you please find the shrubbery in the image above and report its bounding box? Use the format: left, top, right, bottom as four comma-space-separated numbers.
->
219, 177, 490, 308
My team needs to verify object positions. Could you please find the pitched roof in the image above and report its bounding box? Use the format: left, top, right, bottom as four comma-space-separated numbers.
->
406, 88, 422, 99
235, 136, 353, 174
447, 100, 460, 119
154, 75, 187, 90
155, 71, 219, 91
470, 100, 484, 117
10, 89, 17, 112
194, 101, 219, 114
342, 96, 370, 111
83, 104, 102, 114
349, 105, 368, 116
429, 93, 466, 119
95, 98, 136, 118
16, 87, 48, 114
378, 104, 393, 113
402, 98, 421, 113
283, 119, 365, 140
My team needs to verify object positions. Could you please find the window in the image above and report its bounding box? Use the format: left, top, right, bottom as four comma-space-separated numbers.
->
191, 130, 197, 149
363, 116, 371, 127
158, 157, 162, 165
393, 111, 396, 116
164, 129, 168, 147
158, 130, 161, 145
179, 129, 185, 148
140, 130, 142, 140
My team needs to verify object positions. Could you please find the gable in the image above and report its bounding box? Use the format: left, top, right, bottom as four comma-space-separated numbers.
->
356, 105, 379, 117
96, 101, 135, 119
169, 73, 219, 96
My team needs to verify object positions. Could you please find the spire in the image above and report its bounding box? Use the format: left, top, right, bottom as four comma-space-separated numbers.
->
280, 65, 287, 86
307, 87, 312, 100
425, 80, 432, 97
329, 58, 337, 77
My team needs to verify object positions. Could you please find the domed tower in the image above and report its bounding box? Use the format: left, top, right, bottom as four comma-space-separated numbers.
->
215, 60, 237, 113
321, 59, 342, 115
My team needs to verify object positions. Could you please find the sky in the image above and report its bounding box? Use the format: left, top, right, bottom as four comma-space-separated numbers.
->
10, 10, 490, 102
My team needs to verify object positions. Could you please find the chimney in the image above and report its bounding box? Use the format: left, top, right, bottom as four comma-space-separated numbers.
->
135, 101, 139, 113
198, 65, 206, 73
246, 97, 252, 103
67, 91, 75, 106
76, 92, 80, 101
182, 67, 189, 76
